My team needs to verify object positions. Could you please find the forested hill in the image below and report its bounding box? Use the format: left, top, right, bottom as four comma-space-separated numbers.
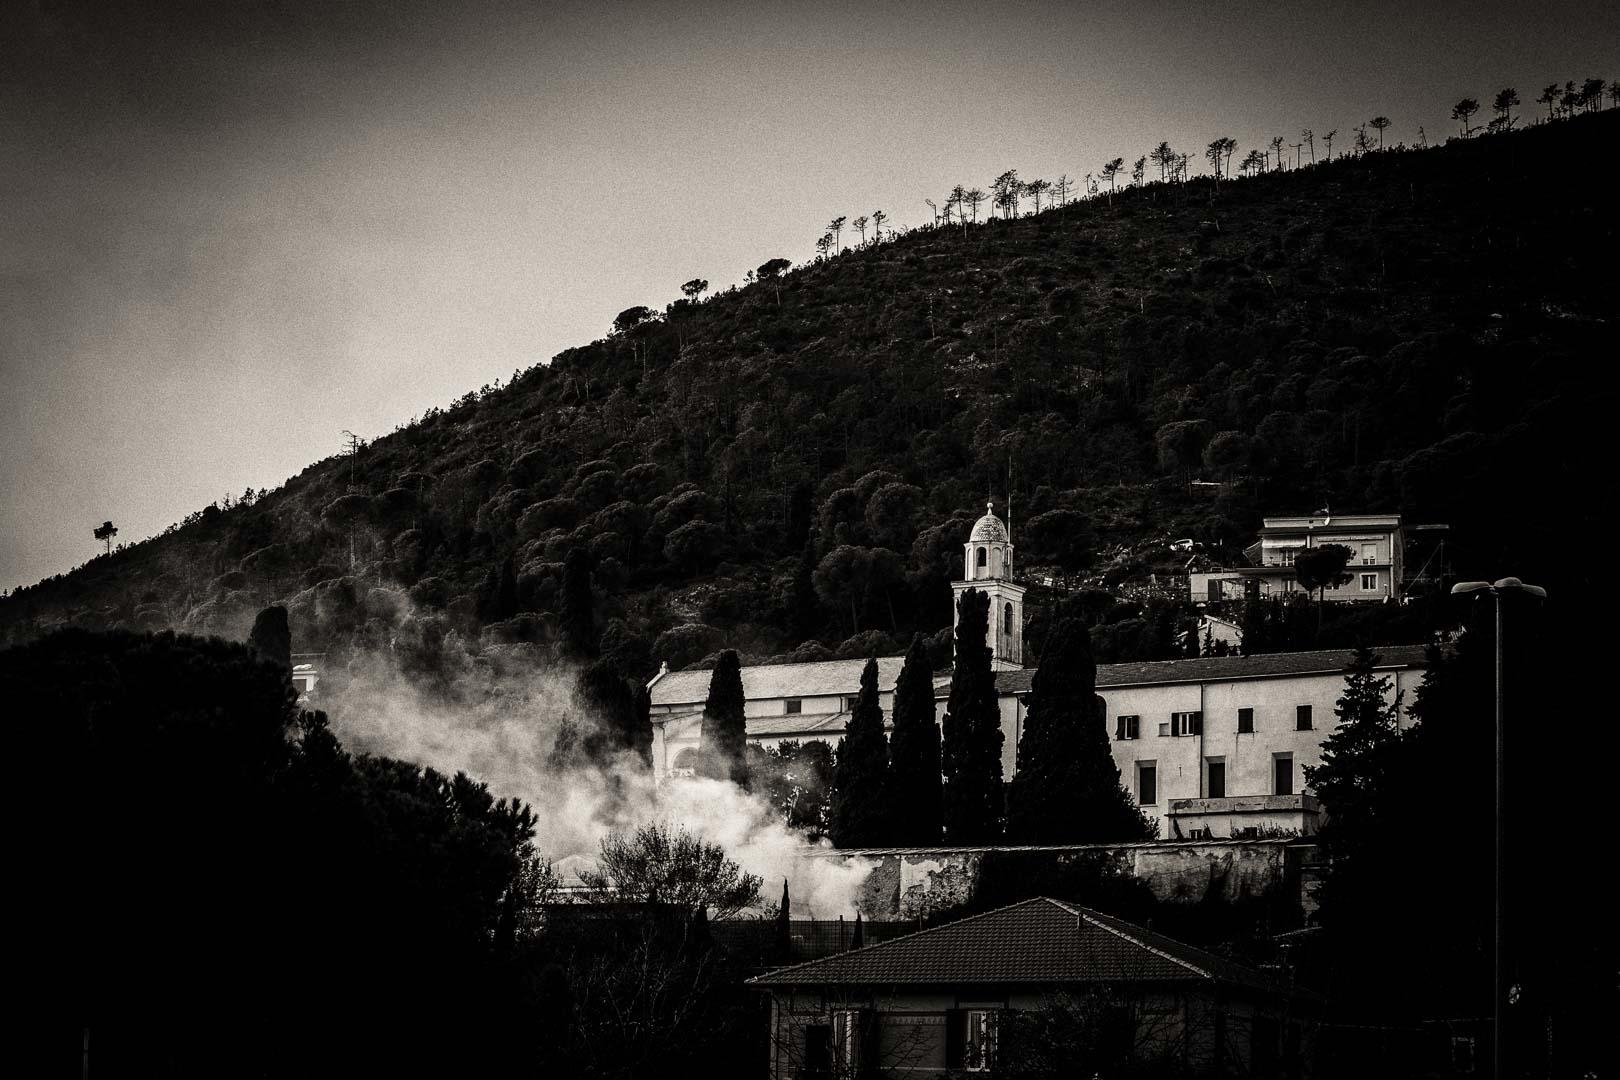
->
4, 110, 1613, 671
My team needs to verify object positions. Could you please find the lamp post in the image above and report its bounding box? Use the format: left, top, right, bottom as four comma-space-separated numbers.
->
1450, 577, 1546, 1079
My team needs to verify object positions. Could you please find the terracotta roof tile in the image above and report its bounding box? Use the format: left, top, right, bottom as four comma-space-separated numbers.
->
748, 897, 1288, 994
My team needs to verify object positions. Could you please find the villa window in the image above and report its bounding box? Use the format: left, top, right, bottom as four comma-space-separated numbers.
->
1274, 754, 1294, 796
1171, 711, 1202, 737
1296, 704, 1312, 731
1361, 572, 1378, 591
1207, 759, 1226, 799
1138, 762, 1158, 805
785, 698, 802, 715
1115, 714, 1140, 741
1237, 707, 1254, 734
1361, 543, 1378, 565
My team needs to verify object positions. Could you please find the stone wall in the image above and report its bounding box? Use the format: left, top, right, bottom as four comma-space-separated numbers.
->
827, 839, 1306, 920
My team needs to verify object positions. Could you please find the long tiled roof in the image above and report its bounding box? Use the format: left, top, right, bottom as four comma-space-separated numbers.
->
650, 655, 907, 707
653, 646, 1432, 707
748, 897, 1286, 994
991, 645, 1432, 695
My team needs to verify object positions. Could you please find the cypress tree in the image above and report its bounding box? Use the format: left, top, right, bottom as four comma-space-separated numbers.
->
560, 547, 596, 658
248, 605, 291, 670
889, 633, 942, 846
941, 589, 1004, 845
576, 660, 652, 766
696, 650, 750, 789
831, 657, 891, 847
790, 538, 820, 643
1007, 619, 1152, 844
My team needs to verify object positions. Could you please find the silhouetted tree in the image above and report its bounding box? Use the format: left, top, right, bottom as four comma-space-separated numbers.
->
1130, 156, 1145, 185
93, 520, 117, 554
1537, 83, 1560, 121
1270, 135, 1285, 168
1149, 142, 1175, 182
1452, 97, 1481, 136
991, 170, 1020, 217
612, 306, 655, 335
826, 216, 847, 254
580, 821, 761, 918
248, 605, 291, 670
852, 214, 869, 245
1369, 116, 1391, 148
696, 651, 750, 789
1008, 619, 1153, 843
1294, 543, 1354, 610
680, 278, 708, 300
830, 657, 891, 847
1580, 77, 1606, 114
870, 209, 888, 238
1493, 88, 1520, 131
1023, 177, 1052, 212
1302, 127, 1315, 163
941, 589, 1003, 844
889, 633, 942, 846
1322, 128, 1337, 159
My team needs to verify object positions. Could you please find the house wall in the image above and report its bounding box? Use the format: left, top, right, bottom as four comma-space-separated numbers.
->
763, 984, 1297, 1080
651, 665, 1427, 841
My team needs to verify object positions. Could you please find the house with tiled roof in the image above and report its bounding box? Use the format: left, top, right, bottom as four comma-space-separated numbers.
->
749, 896, 1314, 1077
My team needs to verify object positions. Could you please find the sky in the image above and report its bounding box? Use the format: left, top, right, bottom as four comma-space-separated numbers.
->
3, 0, 1615, 592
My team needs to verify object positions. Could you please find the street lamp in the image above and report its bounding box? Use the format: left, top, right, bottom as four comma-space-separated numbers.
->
1450, 577, 1546, 1080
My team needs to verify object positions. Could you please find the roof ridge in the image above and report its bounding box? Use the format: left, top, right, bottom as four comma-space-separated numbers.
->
1049, 900, 1212, 981
744, 897, 1057, 984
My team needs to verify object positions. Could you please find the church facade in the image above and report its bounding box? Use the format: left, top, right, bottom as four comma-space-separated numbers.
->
646, 504, 1431, 838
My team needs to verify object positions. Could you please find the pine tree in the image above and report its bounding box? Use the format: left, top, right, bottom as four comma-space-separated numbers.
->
831, 656, 892, 847
560, 547, 596, 658
1007, 619, 1152, 844
941, 589, 1004, 844
696, 650, 750, 789
1305, 646, 1403, 861
889, 633, 943, 846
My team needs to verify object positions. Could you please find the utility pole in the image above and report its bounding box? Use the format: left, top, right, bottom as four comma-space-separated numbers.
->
341, 430, 361, 570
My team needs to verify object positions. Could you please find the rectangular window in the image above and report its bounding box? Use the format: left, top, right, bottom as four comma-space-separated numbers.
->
1138, 763, 1158, 806
964, 1010, 996, 1072
1207, 759, 1226, 799
1361, 542, 1378, 565
1171, 711, 1202, 737
1237, 707, 1254, 734
1158, 722, 1170, 737
1274, 755, 1294, 796
784, 698, 802, 715
1296, 704, 1312, 731
1115, 714, 1140, 741
1361, 572, 1378, 591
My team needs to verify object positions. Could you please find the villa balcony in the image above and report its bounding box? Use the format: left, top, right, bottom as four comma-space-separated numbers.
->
1166, 794, 1323, 839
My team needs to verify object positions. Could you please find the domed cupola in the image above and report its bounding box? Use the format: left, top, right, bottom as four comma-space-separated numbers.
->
953, 501, 1026, 669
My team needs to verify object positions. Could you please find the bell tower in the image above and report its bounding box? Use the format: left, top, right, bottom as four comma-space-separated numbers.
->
951, 501, 1026, 670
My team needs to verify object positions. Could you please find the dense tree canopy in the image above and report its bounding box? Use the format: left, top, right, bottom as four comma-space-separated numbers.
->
941, 589, 1004, 844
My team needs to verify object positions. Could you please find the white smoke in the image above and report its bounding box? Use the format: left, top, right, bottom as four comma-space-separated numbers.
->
320, 644, 873, 917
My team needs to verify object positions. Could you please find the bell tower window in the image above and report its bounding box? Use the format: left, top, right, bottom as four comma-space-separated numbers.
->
1004, 603, 1013, 636
976, 547, 988, 568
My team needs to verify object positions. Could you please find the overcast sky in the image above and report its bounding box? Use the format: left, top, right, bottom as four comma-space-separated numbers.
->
2, 0, 1614, 591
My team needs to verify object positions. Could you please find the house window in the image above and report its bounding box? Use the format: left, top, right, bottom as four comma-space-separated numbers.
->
1280, 548, 1296, 566
1138, 762, 1158, 805
1171, 711, 1202, 737
1361, 572, 1378, 591
1158, 722, 1170, 737
785, 698, 802, 715
833, 1009, 865, 1073
964, 1009, 996, 1072
1274, 754, 1294, 796
1115, 714, 1140, 741
1237, 707, 1254, 734
802, 1024, 832, 1075
1361, 542, 1378, 565
842, 696, 857, 712
1296, 704, 1312, 731
1207, 759, 1226, 799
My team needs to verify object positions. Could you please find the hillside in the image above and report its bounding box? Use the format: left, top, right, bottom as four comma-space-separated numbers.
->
4, 111, 1614, 673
